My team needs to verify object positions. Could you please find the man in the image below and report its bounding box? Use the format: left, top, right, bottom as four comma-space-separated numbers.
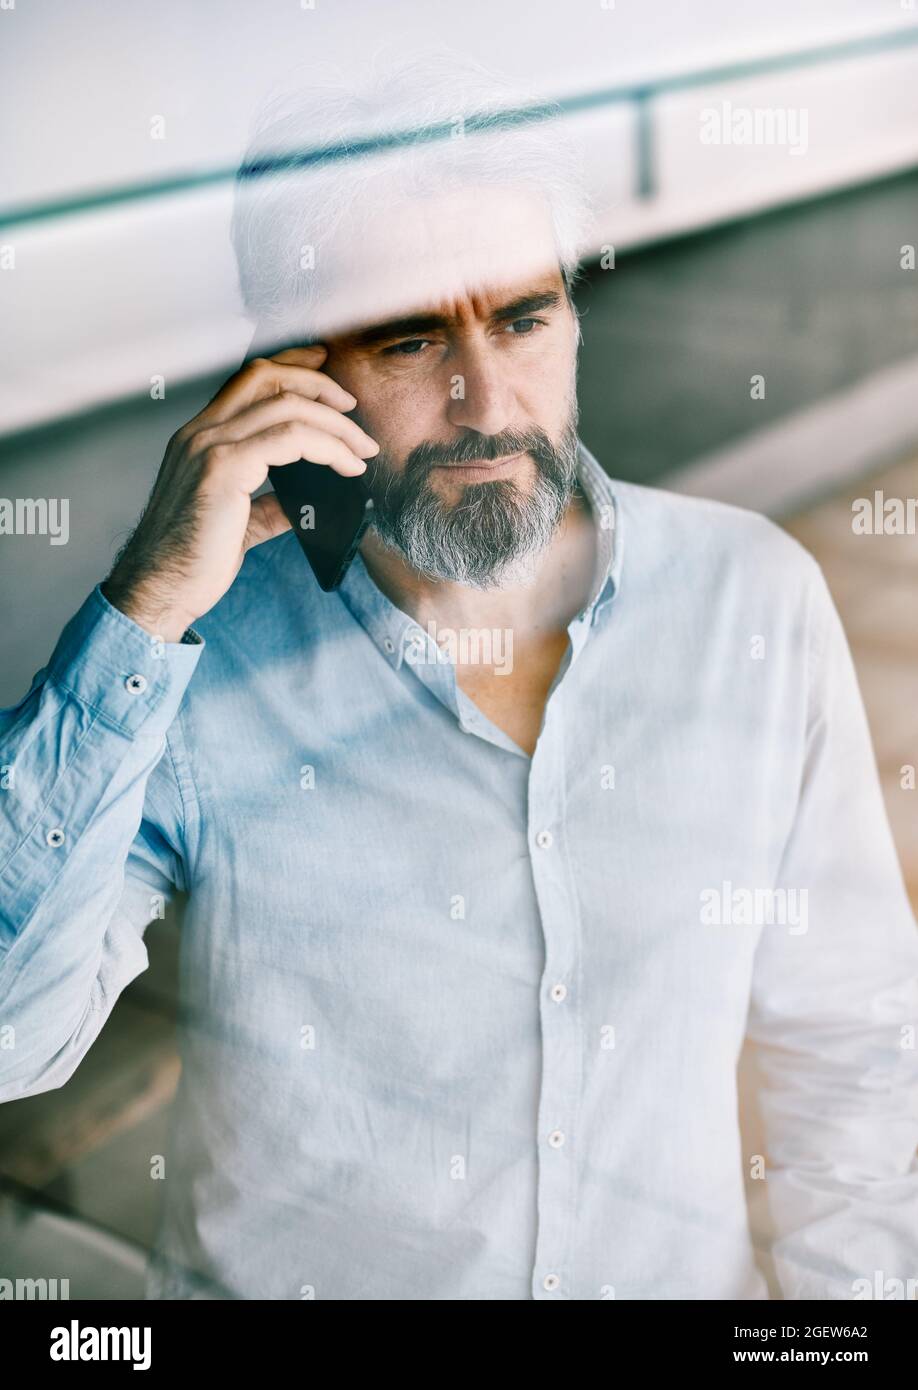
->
1, 52, 917, 1301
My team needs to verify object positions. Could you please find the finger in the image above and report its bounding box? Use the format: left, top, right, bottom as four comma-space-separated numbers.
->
208, 420, 370, 494
270, 345, 328, 365
195, 357, 358, 428
244, 491, 293, 552
197, 390, 378, 459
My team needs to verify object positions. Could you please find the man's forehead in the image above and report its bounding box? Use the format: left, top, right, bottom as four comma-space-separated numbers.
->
303, 183, 563, 345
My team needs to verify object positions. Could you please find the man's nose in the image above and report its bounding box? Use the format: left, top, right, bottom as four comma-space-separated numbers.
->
444, 342, 515, 437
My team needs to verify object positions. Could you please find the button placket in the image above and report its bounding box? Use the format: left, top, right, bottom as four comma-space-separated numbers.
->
527, 700, 580, 1299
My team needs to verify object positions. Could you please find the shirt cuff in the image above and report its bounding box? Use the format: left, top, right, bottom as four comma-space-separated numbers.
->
46, 583, 205, 738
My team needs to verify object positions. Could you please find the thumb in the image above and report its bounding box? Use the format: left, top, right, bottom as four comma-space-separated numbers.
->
244, 491, 293, 551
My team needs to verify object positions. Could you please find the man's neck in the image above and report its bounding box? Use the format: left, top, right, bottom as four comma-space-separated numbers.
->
357, 483, 599, 644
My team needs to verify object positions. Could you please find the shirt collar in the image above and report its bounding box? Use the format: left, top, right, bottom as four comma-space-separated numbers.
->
574, 437, 622, 627
337, 437, 622, 670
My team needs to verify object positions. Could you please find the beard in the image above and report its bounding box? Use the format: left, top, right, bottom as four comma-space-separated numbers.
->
361, 408, 582, 589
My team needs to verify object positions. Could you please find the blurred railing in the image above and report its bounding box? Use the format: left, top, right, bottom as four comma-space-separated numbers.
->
3, 23, 918, 228
2, 23, 918, 435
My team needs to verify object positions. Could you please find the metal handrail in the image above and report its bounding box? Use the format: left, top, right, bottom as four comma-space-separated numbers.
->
1, 23, 917, 230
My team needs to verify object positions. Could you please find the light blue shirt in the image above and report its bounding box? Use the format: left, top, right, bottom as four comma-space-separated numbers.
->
2, 441, 917, 1300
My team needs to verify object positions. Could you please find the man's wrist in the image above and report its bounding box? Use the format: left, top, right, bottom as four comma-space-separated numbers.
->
100, 580, 195, 645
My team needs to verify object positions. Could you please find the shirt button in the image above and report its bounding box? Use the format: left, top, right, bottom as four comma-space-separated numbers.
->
125, 673, 147, 694
543, 1273, 560, 1292
46, 827, 66, 847
383, 638, 395, 654
535, 829, 553, 849
550, 983, 567, 1003
548, 1129, 565, 1148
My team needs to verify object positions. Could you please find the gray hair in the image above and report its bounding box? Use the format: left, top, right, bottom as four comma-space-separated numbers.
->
231, 44, 594, 344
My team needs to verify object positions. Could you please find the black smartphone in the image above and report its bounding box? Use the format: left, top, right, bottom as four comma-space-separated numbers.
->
268, 458, 375, 592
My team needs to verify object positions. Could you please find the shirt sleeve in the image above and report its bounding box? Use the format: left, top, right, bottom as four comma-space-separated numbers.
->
744, 561, 918, 1300
0, 584, 204, 1100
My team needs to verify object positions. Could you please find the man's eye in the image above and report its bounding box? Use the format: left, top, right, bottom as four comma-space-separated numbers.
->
383, 318, 546, 356
385, 339, 430, 356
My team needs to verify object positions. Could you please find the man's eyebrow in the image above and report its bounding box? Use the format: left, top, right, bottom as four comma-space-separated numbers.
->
347, 289, 564, 348
490, 289, 564, 323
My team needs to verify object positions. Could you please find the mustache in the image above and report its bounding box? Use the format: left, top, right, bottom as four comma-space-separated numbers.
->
360, 413, 581, 504
402, 429, 552, 474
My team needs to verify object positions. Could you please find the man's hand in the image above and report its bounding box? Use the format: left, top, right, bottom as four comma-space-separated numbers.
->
101, 346, 379, 642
